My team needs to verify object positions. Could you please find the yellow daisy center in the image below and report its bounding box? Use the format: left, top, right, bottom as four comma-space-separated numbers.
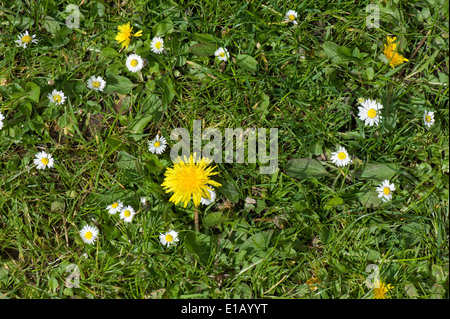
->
425, 115, 431, 122
92, 81, 100, 88
112, 202, 119, 209
41, 157, 49, 165
85, 231, 92, 240
289, 14, 295, 21
155, 42, 162, 49
367, 108, 377, 118
22, 35, 32, 43
165, 234, 174, 242
124, 210, 131, 217
53, 95, 62, 103
130, 59, 138, 67
219, 52, 225, 57
337, 152, 347, 160
154, 141, 161, 148
383, 187, 390, 195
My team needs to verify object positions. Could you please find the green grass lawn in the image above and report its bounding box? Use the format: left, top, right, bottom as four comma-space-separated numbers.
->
0, 0, 448, 299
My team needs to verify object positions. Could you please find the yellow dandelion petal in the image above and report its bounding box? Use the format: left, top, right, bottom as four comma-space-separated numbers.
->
373, 280, 394, 299
161, 154, 222, 208
115, 22, 142, 49
383, 36, 409, 68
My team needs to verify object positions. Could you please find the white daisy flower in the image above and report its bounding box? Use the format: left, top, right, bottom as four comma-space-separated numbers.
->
47, 89, 67, 105
423, 110, 435, 128
150, 36, 164, 54
200, 187, 216, 205
106, 200, 123, 215
357, 99, 383, 126
330, 146, 352, 167
147, 134, 167, 155
357, 97, 365, 104
140, 197, 147, 205
285, 10, 298, 25
0, 111, 5, 130
159, 229, 179, 247
214, 47, 229, 62
79, 225, 99, 245
376, 179, 396, 202
125, 54, 144, 73
33, 151, 54, 170
15, 30, 38, 48
119, 205, 136, 222
87, 76, 106, 92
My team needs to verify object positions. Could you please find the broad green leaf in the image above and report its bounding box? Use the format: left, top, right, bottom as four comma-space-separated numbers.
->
240, 230, 273, 252
101, 47, 120, 58
188, 43, 216, 56
192, 33, 219, 43
204, 212, 226, 226
358, 188, 382, 209
235, 54, 258, 72
404, 282, 419, 298
140, 94, 163, 122
43, 15, 61, 35
215, 176, 239, 203
161, 76, 175, 104
356, 163, 398, 181
152, 18, 174, 37
366, 67, 375, 80
103, 75, 135, 95
25, 82, 40, 103
92, 2, 105, 17
116, 151, 137, 170
105, 136, 129, 152
183, 231, 211, 266
286, 158, 330, 179
323, 196, 344, 210
129, 115, 153, 141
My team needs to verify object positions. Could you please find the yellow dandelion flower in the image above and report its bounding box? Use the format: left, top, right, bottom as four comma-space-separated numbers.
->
373, 279, 393, 299
115, 22, 143, 50
161, 154, 222, 208
383, 36, 409, 68
305, 277, 321, 291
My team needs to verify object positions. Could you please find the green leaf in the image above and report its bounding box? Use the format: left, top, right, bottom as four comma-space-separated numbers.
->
358, 188, 382, 209
140, 94, 163, 122
286, 158, 330, 179
48, 277, 59, 292
215, 176, 239, 203
404, 282, 419, 298
183, 231, 211, 266
161, 76, 175, 104
323, 196, 344, 210
366, 67, 375, 80
204, 212, 227, 226
235, 54, 258, 72
188, 43, 216, 56
192, 33, 219, 44
43, 15, 61, 35
116, 151, 137, 170
101, 47, 120, 58
240, 230, 273, 252
92, 2, 105, 17
25, 82, 40, 103
152, 18, 174, 37
103, 75, 135, 95
129, 115, 153, 141
105, 136, 129, 152
356, 163, 398, 181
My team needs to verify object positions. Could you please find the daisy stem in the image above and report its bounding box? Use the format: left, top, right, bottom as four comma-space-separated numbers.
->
194, 207, 199, 232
